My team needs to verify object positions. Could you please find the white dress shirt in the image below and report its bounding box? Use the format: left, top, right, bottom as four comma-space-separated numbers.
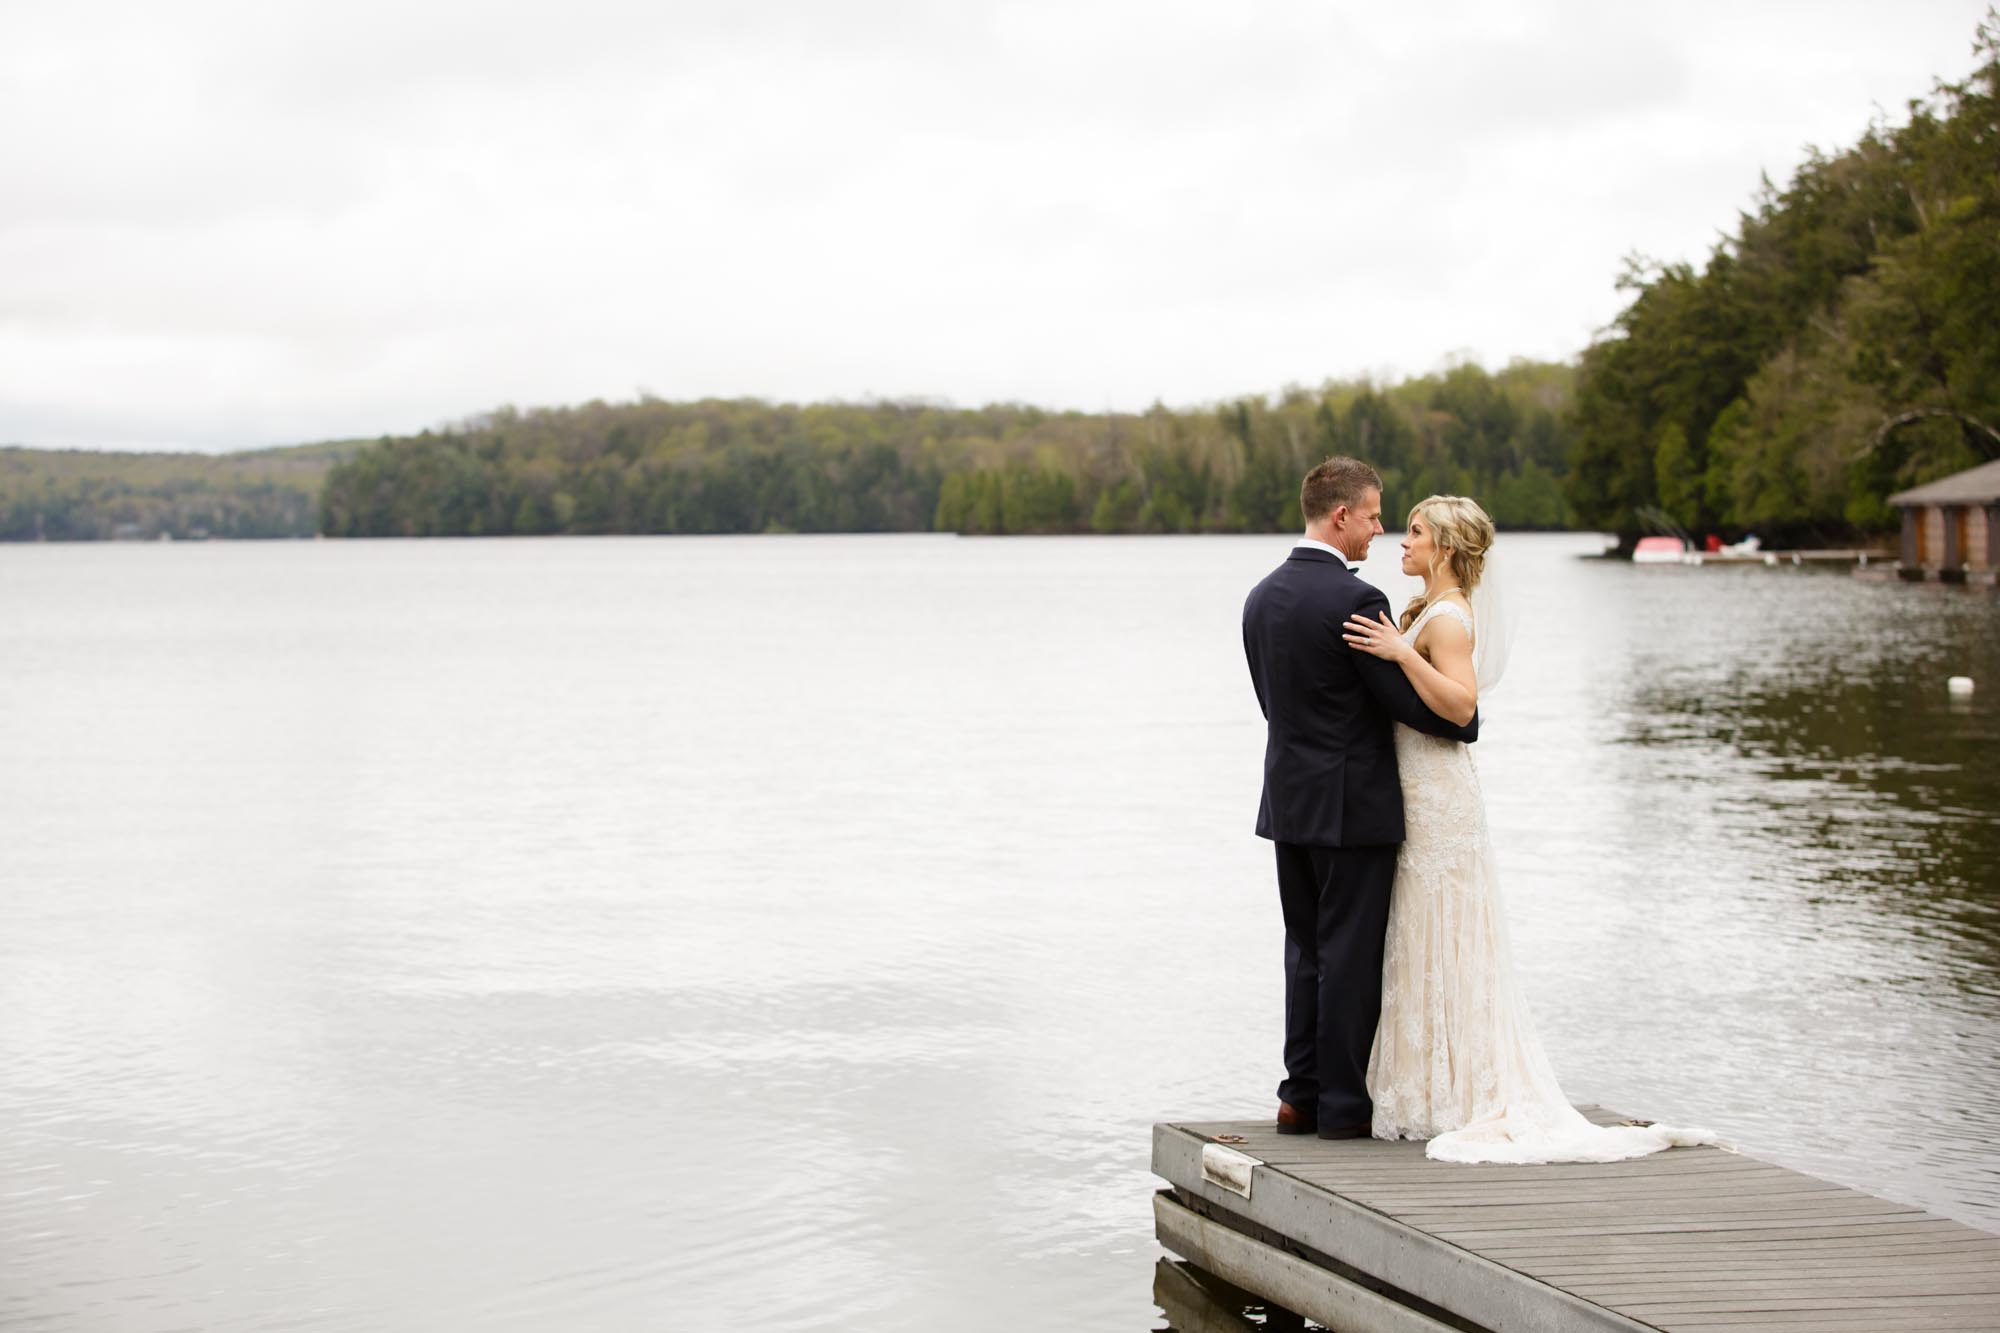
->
1294, 537, 1360, 571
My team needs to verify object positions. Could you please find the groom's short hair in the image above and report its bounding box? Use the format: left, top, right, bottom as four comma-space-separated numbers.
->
1301, 457, 1382, 521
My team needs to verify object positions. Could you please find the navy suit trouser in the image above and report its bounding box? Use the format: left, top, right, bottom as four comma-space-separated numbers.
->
1274, 840, 1398, 1129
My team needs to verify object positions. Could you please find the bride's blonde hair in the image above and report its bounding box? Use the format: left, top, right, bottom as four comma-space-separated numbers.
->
1398, 495, 1496, 632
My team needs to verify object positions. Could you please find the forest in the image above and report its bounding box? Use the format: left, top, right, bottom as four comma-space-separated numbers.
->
1565, 18, 2000, 544
314, 361, 1575, 539
6, 19, 1993, 545
0, 441, 354, 541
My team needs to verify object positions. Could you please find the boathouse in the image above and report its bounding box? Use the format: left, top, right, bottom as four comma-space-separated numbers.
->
1890, 458, 2000, 584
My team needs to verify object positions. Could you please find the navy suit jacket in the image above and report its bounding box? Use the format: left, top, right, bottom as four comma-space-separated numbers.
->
1242, 547, 1478, 848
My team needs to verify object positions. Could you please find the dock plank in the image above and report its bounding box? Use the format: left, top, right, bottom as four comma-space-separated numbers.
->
1518, 1250, 2000, 1273
1341, 1188, 1862, 1214
1152, 1116, 2000, 1333
1629, 1272, 1993, 1290
1665, 1307, 2000, 1320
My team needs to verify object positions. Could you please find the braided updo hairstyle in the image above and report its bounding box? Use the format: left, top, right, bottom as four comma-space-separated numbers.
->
1397, 495, 1496, 632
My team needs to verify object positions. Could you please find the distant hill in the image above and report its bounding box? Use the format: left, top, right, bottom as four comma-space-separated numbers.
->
0, 439, 364, 541
1, 357, 1581, 543
1, 358, 1580, 542
317, 364, 1578, 540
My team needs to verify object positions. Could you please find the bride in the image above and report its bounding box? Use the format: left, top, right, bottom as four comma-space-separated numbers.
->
1341, 495, 1716, 1164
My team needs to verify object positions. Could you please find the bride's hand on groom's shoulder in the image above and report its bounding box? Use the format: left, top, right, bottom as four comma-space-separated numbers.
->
1342, 611, 1408, 662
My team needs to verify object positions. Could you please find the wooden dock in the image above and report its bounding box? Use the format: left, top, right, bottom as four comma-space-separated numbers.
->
1152, 1107, 2000, 1332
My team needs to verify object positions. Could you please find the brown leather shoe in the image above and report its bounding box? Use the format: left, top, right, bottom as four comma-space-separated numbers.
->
1275, 1101, 1318, 1135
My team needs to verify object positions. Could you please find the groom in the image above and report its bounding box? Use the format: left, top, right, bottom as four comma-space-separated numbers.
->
1241, 457, 1479, 1139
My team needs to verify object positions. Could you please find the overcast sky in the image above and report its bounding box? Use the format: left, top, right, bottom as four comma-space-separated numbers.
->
4, 0, 1992, 453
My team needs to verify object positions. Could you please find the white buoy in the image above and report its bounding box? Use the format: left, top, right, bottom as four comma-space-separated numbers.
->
1947, 676, 1975, 696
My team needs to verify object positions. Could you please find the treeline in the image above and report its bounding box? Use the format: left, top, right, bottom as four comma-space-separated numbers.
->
0, 442, 354, 541
318, 361, 1578, 539
1568, 18, 2000, 544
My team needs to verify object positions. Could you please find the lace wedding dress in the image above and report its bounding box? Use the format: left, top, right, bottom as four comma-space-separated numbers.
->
1365, 599, 1717, 1163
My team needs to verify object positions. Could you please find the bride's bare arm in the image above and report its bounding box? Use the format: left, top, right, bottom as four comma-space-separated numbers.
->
1342, 609, 1478, 726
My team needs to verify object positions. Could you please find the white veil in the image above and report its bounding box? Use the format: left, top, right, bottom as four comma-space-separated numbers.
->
1470, 546, 1517, 693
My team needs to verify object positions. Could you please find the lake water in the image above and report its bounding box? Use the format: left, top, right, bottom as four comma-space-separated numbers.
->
3, 532, 1997, 1331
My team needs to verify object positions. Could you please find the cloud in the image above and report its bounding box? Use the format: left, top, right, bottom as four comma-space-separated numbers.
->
0, 0, 1991, 449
